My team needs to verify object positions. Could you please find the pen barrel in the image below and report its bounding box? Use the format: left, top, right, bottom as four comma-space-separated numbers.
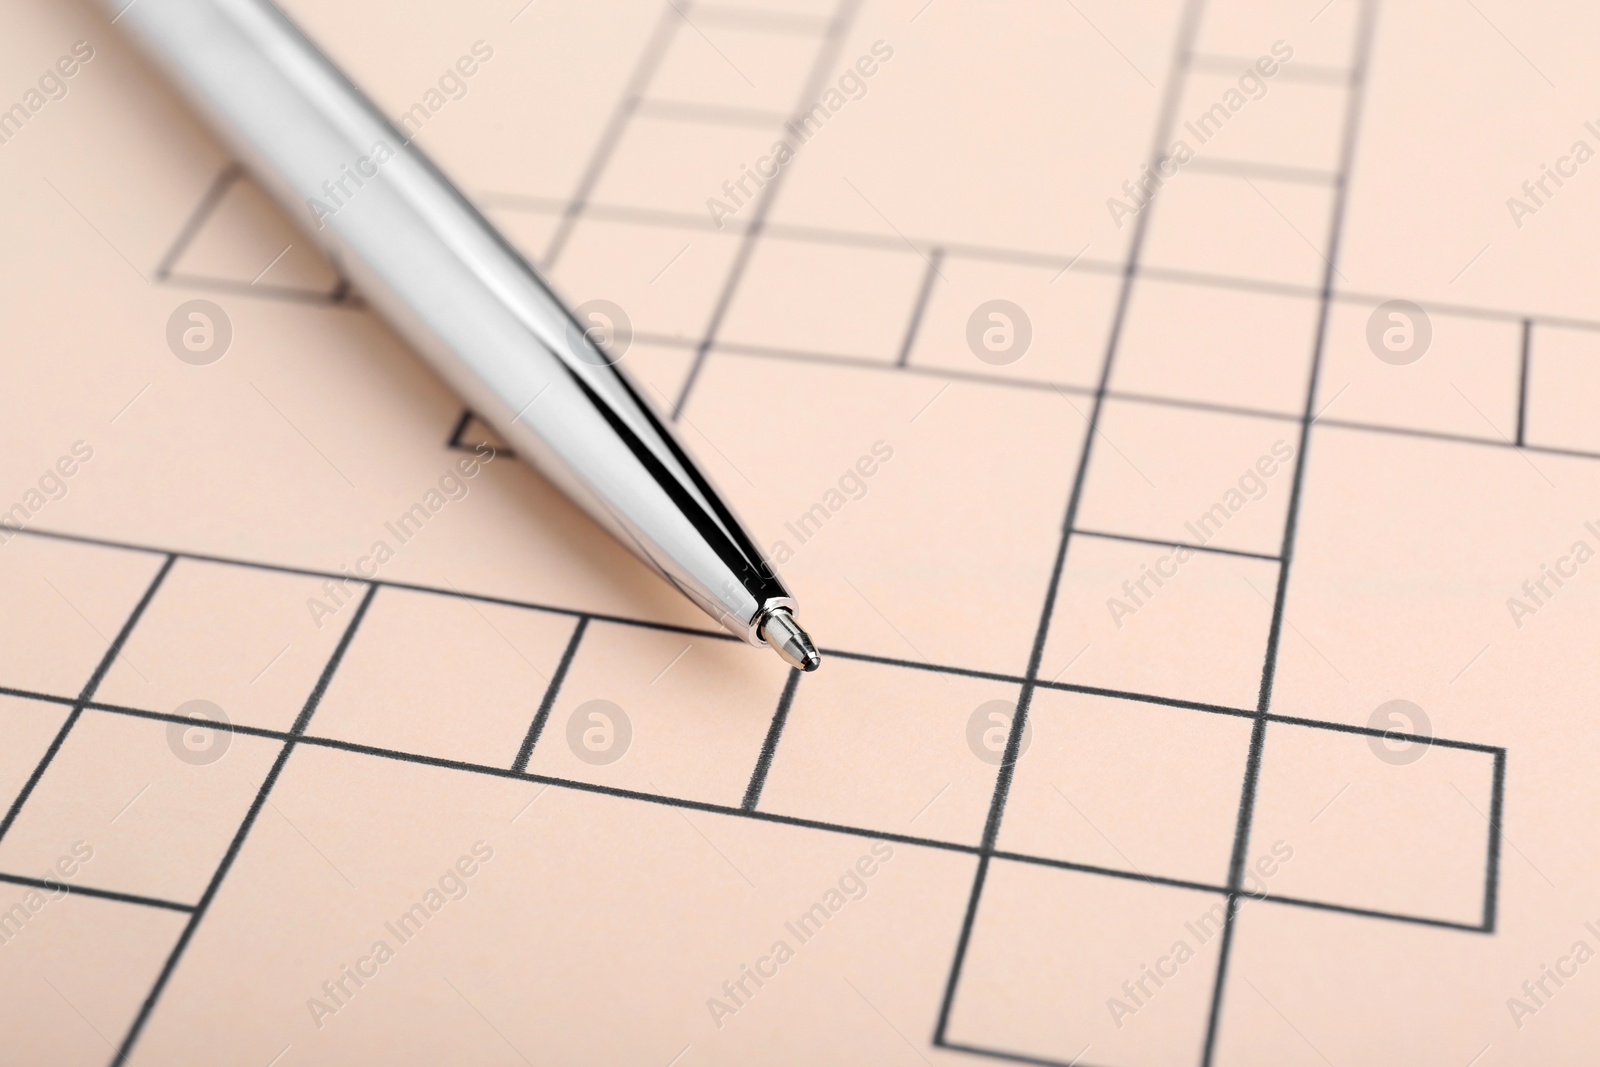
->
107, 0, 795, 643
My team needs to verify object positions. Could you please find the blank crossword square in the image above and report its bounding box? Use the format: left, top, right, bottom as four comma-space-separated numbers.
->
548, 216, 745, 343
0, 709, 281, 905
0, 695, 71, 822
0, 886, 188, 1067
997, 688, 1254, 887
1523, 323, 1600, 455
588, 114, 784, 218
946, 859, 1227, 1065
1317, 298, 1522, 443
681, 354, 1087, 676
1112, 276, 1320, 416
1142, 170, 1337, 287
754, 656, 1018, 844
1248, 719, 1497, 927
96, 558, 367, 733
1076, 398, 1297, 557
717, 236, 930, 361
525, 621, 790, 807
645, 19, 821, 114
1041, 534, 1279, 711
0, 535, 165, 701
1196, 0, 1361, 68
907, 254, 1124, 389
308, 586, 578, 770
484, 202, 562, 269
1177, 68, 1348, 172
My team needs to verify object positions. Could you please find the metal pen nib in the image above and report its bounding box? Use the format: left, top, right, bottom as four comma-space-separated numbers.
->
761, 608, 821, 672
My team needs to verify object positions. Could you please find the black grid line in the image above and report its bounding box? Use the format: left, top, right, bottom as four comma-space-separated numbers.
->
1201, 2, 1381, 1063
896, 246, 944, 368
1187, 53, 1353, 85
741, 667, 803, 810
0, 686, 1494, 939
511, 615, 589, 774
0, 553, 175, 849
930, 0, 1210, 1054
1483, 748, 1506, 933
1516, 317, 1532, 448
113, 582, 380, 1065
635, 98, 792, 128
153, 164, 241, 281
474, 187, 1600, 337
1184, 156, 1342, 186
0, 520, 1504, 764
1070, 528, 1283, 563
540, 3, 685, 269
669, 0, 864, 421
0, 871, 194, 914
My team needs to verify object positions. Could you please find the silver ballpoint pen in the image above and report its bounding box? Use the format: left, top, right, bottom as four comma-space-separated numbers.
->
105, 0, 821, 671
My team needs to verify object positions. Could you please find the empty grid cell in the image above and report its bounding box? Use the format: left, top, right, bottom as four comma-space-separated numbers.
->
1317, 298, 1523, 443
484, 202, 563, 269
1175, 65, 1348, 173
1141, 169, 1337, 287
946, 859, 1227, 1066
1247, 718, 1498, 927
0, 695, 71, 819
716, 236, 930, 362
998, 688, 1255, 887
680, 355, 1087, 676
166, 172, 343, 296
645, 18, 822, 114
587, 114, 785, 218
1214, 897, 1508, 1066
0, 885, 188, 1067
1111, 276, 1320, 415
907, 254, 1124, 389
1041, 534, 1279, 711
547, 216, 746, 343
754, 656, 1018, 844
96, 558, 368, 734
1076, 398, 1298, 557
309, 586, 578, 769
0, 534, 166, 701
1523, 323, 1600, 455
1195, 0, 1361, 69
0, 709, 281, 905
525, 621, 791, 807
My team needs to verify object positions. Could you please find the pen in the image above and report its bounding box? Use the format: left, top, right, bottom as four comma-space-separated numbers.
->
104, 0, 821, 671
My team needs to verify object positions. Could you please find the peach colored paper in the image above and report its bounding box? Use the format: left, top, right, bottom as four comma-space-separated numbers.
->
0, 0, 1596, 1064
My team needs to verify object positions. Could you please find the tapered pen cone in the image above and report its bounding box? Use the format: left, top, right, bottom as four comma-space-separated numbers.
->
761, 608, 821, 671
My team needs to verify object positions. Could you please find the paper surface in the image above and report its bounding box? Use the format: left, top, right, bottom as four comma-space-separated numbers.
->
0, 0, 1597, 1063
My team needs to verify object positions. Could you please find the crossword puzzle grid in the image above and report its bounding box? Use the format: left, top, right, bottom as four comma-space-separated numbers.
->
7, 0, 1598, 1062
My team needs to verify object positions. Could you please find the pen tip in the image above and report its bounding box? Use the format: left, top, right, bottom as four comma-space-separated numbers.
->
761, 608, 821, 672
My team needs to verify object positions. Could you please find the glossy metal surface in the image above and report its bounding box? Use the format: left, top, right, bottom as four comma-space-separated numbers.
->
108, 0, 799, 644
